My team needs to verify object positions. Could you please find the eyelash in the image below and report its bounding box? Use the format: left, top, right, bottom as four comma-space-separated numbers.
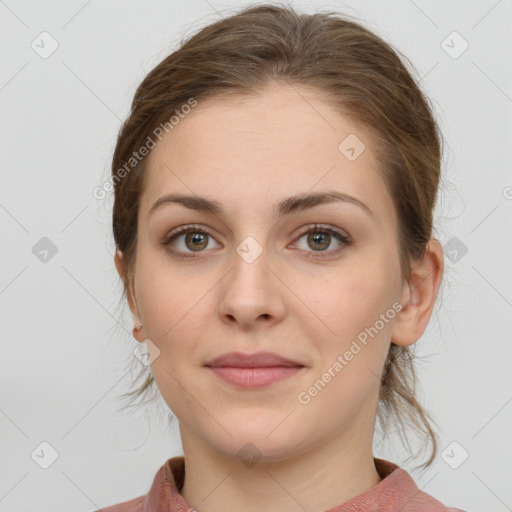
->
161, 223, 352, 260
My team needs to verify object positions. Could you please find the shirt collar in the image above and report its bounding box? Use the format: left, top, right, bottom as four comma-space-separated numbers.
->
140, 456, 452, 512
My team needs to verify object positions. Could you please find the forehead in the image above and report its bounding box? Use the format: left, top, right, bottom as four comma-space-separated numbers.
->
141, 83, 396, 230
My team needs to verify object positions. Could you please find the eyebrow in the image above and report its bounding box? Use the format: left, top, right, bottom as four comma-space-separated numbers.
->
148, 190, 374, 220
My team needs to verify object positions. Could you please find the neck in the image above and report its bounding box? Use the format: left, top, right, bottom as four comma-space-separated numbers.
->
179, 425, 382, 512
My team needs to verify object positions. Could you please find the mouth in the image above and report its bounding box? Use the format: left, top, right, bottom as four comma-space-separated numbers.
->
204, 351, 306, 389
206, 366, 305, 388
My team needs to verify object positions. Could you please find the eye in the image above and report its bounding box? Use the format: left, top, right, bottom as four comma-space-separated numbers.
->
161, 224, 221, 259
292, 224, 352, 259
162, 223, 352, 260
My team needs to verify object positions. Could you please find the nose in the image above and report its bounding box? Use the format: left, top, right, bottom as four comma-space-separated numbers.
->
216, 244, 286, 331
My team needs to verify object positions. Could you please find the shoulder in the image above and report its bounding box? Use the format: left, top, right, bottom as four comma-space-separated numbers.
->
401, 487, 466, 512
373, 458, 466, 512
90, 455, 185, 512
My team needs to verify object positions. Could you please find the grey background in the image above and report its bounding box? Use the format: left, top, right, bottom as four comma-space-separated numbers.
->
1, 0, 511, 511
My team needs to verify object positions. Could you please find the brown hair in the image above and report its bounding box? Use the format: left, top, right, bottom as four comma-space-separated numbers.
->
110, 3, 445, 469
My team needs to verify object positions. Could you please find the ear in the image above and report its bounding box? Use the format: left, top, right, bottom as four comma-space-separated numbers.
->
391, 239, 444, 347
114, 249, 144, 342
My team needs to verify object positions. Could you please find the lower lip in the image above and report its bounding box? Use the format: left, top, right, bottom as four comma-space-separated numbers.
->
206, 366, 304, 388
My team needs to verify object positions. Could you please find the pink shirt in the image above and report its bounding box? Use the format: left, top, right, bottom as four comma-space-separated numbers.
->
96, 456, 465, 511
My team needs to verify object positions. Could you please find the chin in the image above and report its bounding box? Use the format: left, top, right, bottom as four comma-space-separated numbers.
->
202, 419, 309, 463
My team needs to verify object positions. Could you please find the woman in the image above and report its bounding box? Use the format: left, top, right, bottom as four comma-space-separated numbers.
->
101, 4, 465, 511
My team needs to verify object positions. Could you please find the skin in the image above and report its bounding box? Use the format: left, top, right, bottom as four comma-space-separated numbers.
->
115, 82, 443, 512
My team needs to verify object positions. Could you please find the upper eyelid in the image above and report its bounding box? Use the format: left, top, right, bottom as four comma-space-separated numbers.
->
294, 223, 349, 238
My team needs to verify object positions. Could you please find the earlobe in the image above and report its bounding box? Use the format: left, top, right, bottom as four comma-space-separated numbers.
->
390, 239, 444, 347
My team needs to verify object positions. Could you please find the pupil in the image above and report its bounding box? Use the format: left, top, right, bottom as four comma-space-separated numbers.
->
310, 232, 330, 251
187, 232, 207, 251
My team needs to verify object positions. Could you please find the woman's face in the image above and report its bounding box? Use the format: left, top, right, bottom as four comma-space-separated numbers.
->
121, 83, 413, 462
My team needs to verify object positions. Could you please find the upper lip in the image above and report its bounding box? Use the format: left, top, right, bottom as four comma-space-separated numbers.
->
205, 351, 304, 368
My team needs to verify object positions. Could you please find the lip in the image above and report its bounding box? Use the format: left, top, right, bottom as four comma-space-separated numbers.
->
205, 351, 303, 368
205, 351, 306, 389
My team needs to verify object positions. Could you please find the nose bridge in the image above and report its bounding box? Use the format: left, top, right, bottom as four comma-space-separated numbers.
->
217, 232, 285, 326
229, 233, 272, 298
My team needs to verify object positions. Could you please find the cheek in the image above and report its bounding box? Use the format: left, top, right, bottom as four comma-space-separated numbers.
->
134, 252, 207, 340
300, 264, 396, 379
302, 265, 392, 335
133, 256, 220, 396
